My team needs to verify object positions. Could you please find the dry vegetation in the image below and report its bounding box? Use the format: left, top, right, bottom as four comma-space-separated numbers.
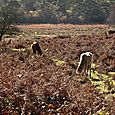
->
0, 24, 115, 115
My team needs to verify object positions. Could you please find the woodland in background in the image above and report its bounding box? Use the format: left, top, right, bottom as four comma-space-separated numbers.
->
0, 0, 115, 24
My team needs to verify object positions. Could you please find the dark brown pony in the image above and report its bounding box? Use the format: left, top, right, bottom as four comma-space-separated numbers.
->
31, 42, 42, 55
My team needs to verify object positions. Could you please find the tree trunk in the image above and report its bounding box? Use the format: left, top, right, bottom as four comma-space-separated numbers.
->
0, 34, 3, 41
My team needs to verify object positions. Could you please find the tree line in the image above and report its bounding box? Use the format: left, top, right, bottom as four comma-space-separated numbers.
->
0, 0, 115, 24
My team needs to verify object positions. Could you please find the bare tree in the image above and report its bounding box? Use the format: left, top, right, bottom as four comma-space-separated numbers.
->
107, 3, 115, 27
0, 0, 20, 41
76, 52, 93, 78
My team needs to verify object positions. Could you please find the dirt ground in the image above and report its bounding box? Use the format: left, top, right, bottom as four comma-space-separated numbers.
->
0, 24, 115, 114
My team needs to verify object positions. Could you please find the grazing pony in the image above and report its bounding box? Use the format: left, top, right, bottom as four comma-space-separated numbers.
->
76, 52, 93, 78
31, 41, 42, 55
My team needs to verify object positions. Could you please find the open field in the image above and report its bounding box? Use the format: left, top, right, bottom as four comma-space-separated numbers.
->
0, 24, 115, 114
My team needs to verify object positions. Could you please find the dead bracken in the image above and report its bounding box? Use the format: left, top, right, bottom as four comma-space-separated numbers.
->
0, 24, 115, 114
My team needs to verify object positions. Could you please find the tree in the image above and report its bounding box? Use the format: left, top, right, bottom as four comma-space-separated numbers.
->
1, 0, 112, 25
71, 0, 110, 24
0, 0, 21, 41
107, 2, 115, 26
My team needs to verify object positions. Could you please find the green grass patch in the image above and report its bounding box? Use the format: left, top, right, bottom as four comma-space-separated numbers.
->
90, 71, 115, 95
52, 58, 66, 66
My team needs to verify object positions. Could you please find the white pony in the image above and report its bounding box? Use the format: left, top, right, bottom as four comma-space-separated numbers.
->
76, 52, 93, 78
